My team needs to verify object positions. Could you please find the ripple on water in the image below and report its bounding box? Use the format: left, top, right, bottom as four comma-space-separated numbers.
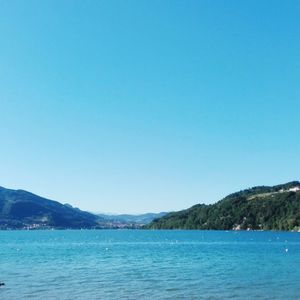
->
1, 230, 300, 299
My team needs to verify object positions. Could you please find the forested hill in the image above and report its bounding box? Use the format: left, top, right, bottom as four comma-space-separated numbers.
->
0, 186, 100, 229
148, 181, 300, 231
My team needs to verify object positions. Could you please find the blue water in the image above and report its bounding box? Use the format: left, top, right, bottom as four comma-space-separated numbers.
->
0, 230, 300, 299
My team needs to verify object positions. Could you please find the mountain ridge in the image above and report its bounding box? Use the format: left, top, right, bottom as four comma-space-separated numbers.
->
0, 186, 100, 229
0, 185, 165, 229
97, 212, 168, 225
148, 181, 300, 231
1, 182, 300, 230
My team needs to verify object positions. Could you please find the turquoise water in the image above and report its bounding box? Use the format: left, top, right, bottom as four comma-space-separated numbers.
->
0, 230, 300, 299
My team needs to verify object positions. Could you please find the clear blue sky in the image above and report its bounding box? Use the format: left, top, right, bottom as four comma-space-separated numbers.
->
0, 0, 299, 213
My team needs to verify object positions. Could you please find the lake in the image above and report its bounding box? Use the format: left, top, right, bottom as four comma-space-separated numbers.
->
0, 230, 299, 299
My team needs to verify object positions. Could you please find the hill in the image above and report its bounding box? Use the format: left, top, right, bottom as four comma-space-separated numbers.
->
147, 181, 300, 231
0, 186, 100, 229
97, 212, 168, 225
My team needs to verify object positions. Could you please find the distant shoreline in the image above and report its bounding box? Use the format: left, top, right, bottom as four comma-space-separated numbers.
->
1, 228, 300, 232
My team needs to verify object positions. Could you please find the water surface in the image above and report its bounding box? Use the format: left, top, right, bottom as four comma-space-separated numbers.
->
0, 230, 299, 299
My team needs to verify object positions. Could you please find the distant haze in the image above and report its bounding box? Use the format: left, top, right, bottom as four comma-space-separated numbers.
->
0, 1, 299, 213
